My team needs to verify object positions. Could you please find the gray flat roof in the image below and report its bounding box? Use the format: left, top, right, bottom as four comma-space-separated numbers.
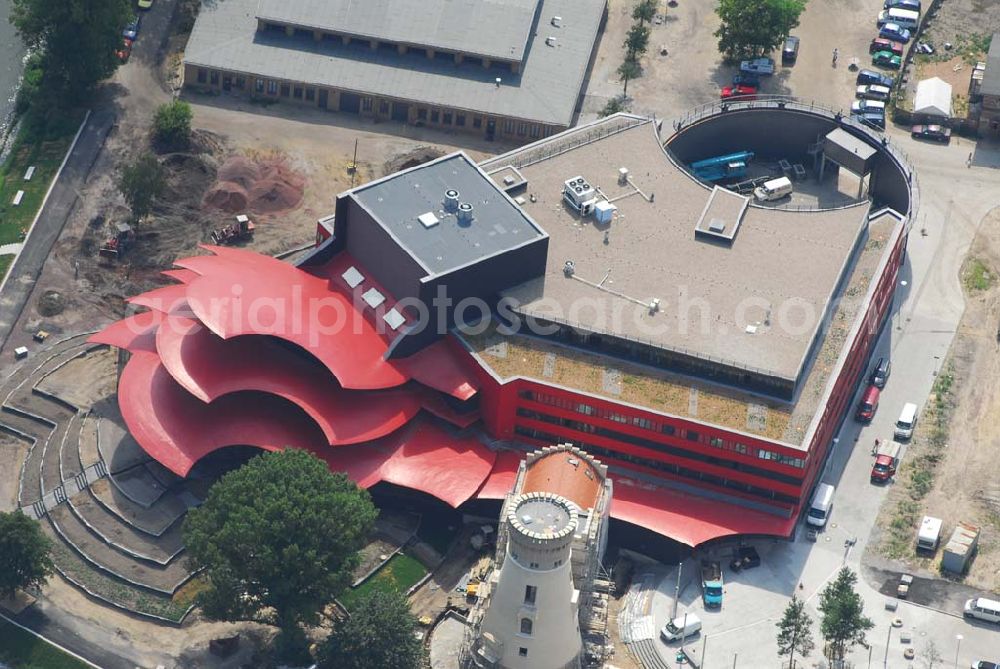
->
983, 33, 1000, 97
349, 153, 547, 275
185, 0, 605, 126
484, 117, 871, 383
256, 0, 539, 64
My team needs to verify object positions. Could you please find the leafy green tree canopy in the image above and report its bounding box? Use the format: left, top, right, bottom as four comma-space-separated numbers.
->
118, 152, 165, 223
776, 595, 815, 668
183, 449, 377, 659
632, 0, 659, 25
818, 567, 873, 662
152, 100, 193, 150
11, 0, 133, 100
618, 58, 642, 96
317, 590, 425, 669
0, 511, 55, 599
624, 22, 651, 58
714, 0, 807, 61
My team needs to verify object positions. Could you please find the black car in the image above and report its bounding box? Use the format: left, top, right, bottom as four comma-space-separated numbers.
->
851, 110, 886, 130
782, 36, 800, 64
870, 357, 891, 388
856, 69, 894, 87
729, 546, 761, 572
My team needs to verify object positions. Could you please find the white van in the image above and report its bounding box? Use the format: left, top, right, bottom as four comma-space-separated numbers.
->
807, 483, 835, 528
916, 515, 942, 552
894, 402, 918, 440
963, 597, 1000, 624
753, 176, 793, 202
660, 613, 702, 642
877, 8, 920, 29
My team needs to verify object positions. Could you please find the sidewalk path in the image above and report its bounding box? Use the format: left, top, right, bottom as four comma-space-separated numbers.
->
0, 109, 115, 352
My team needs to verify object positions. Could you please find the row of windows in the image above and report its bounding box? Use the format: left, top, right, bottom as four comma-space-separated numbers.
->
500, 119, 542, 138
415, 107, 474, 128
514, 425, 800, 507
516, 409, 803, 486
519, 390, 805, 469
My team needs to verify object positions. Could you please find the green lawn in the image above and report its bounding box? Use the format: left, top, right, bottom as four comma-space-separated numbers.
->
0, 113, 84, 247
338, 551, 428, 612
0, 254, 13, 284
0, 618, 92, 669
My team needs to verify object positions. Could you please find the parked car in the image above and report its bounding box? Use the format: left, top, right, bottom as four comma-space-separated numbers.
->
879, 23, 912, 43
852, 99, 886, 114
123, 16, 141, 41
116, 38, 133, 63
884, 0, 920, 11
733, 72, 761, 87
721, 84, 757, 100
971, 661, 999, 669
857, 84, 892, 101
739, 57, 775, 75
872, 50, 903, 69
911, 124, 952, 142
856, 385, 880, 422
138, 0, 153, 9
852, 111, 886, 130
857, 69, 895, 87
870, 37, 904, 56
782, 36, 800, 63
870, 357, 891, 388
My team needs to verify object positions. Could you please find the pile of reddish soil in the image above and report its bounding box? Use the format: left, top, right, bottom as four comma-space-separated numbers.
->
203, 155, 305, 215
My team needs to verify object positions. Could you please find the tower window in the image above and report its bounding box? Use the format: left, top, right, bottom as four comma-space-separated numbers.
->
524, 585, 537, 605
520, 618, 533, 635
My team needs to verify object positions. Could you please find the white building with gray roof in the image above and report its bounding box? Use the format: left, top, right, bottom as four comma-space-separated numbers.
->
183, 0, 607, 140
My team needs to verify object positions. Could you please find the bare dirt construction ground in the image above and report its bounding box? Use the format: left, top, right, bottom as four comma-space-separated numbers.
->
872, 207, 1000, 594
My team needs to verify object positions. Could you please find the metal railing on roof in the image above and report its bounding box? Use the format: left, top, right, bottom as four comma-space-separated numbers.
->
664, 96, 919, 220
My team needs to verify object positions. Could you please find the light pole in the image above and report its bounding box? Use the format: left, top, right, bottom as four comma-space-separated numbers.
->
679, 612, 689, 669
883, 624, 893, 668
672, 561, 683, 619
701, 634, 708, 668
953, 634, 963, 668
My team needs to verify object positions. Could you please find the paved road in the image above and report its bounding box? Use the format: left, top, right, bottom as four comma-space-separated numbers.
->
0, 109, 115, 352
9, 607, 134, 669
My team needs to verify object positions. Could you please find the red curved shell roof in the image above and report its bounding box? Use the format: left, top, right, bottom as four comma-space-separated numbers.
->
91, 247, 485, 510
610, 475, 796, 546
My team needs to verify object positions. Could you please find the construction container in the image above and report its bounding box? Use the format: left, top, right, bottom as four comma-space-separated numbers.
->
941, 521, 980, 574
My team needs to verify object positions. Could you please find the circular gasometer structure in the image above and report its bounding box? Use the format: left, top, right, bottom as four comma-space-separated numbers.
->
664, 96, 916, 218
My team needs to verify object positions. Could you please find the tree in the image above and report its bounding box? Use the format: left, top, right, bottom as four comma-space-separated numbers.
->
0, 511, 55, 600
714, 0, 807, 61
618, 58, 642, 97
316, 590, 424, 669
11, 0, 132, 102
818, 567, 873, 663
152, 100, 193, 150
632, 0, 659, 25
600, 97, 626, 117
919, 639, 942, 669
183, 449, 377, 662
118, 153, 165, 223
624, 22, 651, 59
776, 595, 814, 668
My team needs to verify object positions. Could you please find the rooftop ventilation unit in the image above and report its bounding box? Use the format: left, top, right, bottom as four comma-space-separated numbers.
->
443, 189, 460, 212
457, 202, 475, 224
618, 167, 629, 185
562, 175, 597, 214
708, 218, 726, 233
546, 36, 557, 47
418, 211, 440, 229
551, 16, 562, 27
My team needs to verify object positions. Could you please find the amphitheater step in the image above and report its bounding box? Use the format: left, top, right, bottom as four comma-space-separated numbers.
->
48, 503, 195, 595
68, 489, 186, 565
88, 477, 188, 537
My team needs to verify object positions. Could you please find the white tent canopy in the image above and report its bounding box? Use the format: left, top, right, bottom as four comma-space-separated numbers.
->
913, 77, 953, 118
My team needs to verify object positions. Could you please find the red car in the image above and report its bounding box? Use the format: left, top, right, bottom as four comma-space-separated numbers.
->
869, 37, 904, 56
116, 38, 133, 63
720, 84, 757, 100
